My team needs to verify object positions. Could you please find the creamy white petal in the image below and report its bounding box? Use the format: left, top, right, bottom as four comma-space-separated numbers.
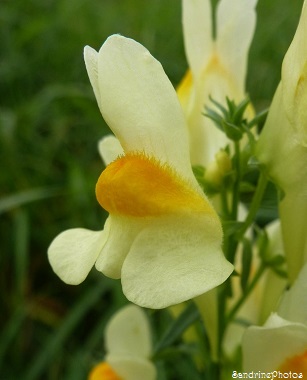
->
180, 0, 256, 168
89, 34, 195, 183
83, 46, 102, 114
122, 214, 233, 309
48, 228, 106, 285
256, 2, 307, 284
186, 90, 230, 167
98, 134, 124, 166
256, 85, 307, 282
107, 356, 156, 380
278, 262, 307, 325
279, 190, 307, 284
282, 0, 307, 144
95, 216, 145, 279
105, 305, 152, 358
216, 0, 257, 93
243, 313, 307, 372
182, 0, 213, 78
266, 219, 283, 255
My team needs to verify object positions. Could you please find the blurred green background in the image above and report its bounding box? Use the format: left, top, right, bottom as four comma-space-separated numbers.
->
0, 0, 304, 378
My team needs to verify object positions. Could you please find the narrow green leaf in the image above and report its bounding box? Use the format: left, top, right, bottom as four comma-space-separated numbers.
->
233, 97, 250, 125
257, 228, 269, 261
13, 210, 29, 301
239, 181, 256, 193
226, 97, 235, 114
0, 187, 63, 215
153, 302, 199, 354
0, 307, 27, 367
272, 268, 288, 279
240, 238, 253, 292
203, 109, 224, 132
208, 95, 228, 117
222, 221, 244, 239
248, 108, 269, 129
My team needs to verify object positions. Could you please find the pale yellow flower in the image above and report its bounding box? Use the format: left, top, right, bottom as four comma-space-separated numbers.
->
178, 0, 257, 167
88, 304, 156, 380
48, 35, 233, 309
242, 262, 307, 374
256, 0, 307, 283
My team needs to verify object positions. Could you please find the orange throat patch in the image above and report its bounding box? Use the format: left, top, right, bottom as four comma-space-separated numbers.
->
96, 153, 215, 217
88, 362, 122, 380
279, 349, 307, 376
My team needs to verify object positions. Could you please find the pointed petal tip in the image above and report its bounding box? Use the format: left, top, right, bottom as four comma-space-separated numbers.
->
84, 45, 98, 62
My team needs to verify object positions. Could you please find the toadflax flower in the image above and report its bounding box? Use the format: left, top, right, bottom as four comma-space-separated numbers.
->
88, 304, 156, 380
48, 35, 233, 309
255, 0, 307, 283
242, 262, 307, 375
177, 0, 257, 167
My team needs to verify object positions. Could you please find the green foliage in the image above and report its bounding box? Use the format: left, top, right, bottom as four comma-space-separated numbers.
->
154, 303, 200, 355
0, 0, 304, 378
204, 97, 251, 141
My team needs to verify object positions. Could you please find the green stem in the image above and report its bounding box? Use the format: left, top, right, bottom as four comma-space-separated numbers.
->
227, 171, 268, 264
217, 284, 226, 362
217, 169, 268, 363
226, 263, 266, 326
220, 185, 230, 220
204, 360, 220, 380
231, 141, 241, 220
237, 172, 268, 239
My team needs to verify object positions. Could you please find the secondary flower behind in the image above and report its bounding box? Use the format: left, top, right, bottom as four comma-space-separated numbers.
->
242, 263, 307, 375
88, 304, 156, 380
48, 35, 233, 309
178, 0, 257, 167
256, 0, 307, 284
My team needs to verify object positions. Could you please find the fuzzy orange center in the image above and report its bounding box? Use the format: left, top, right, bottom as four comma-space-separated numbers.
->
88, 362, 122, 380
279, 349, 307, 376
96, 153, 215, 217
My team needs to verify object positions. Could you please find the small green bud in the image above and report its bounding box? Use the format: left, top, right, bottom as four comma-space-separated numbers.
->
204, 150, 232, 189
